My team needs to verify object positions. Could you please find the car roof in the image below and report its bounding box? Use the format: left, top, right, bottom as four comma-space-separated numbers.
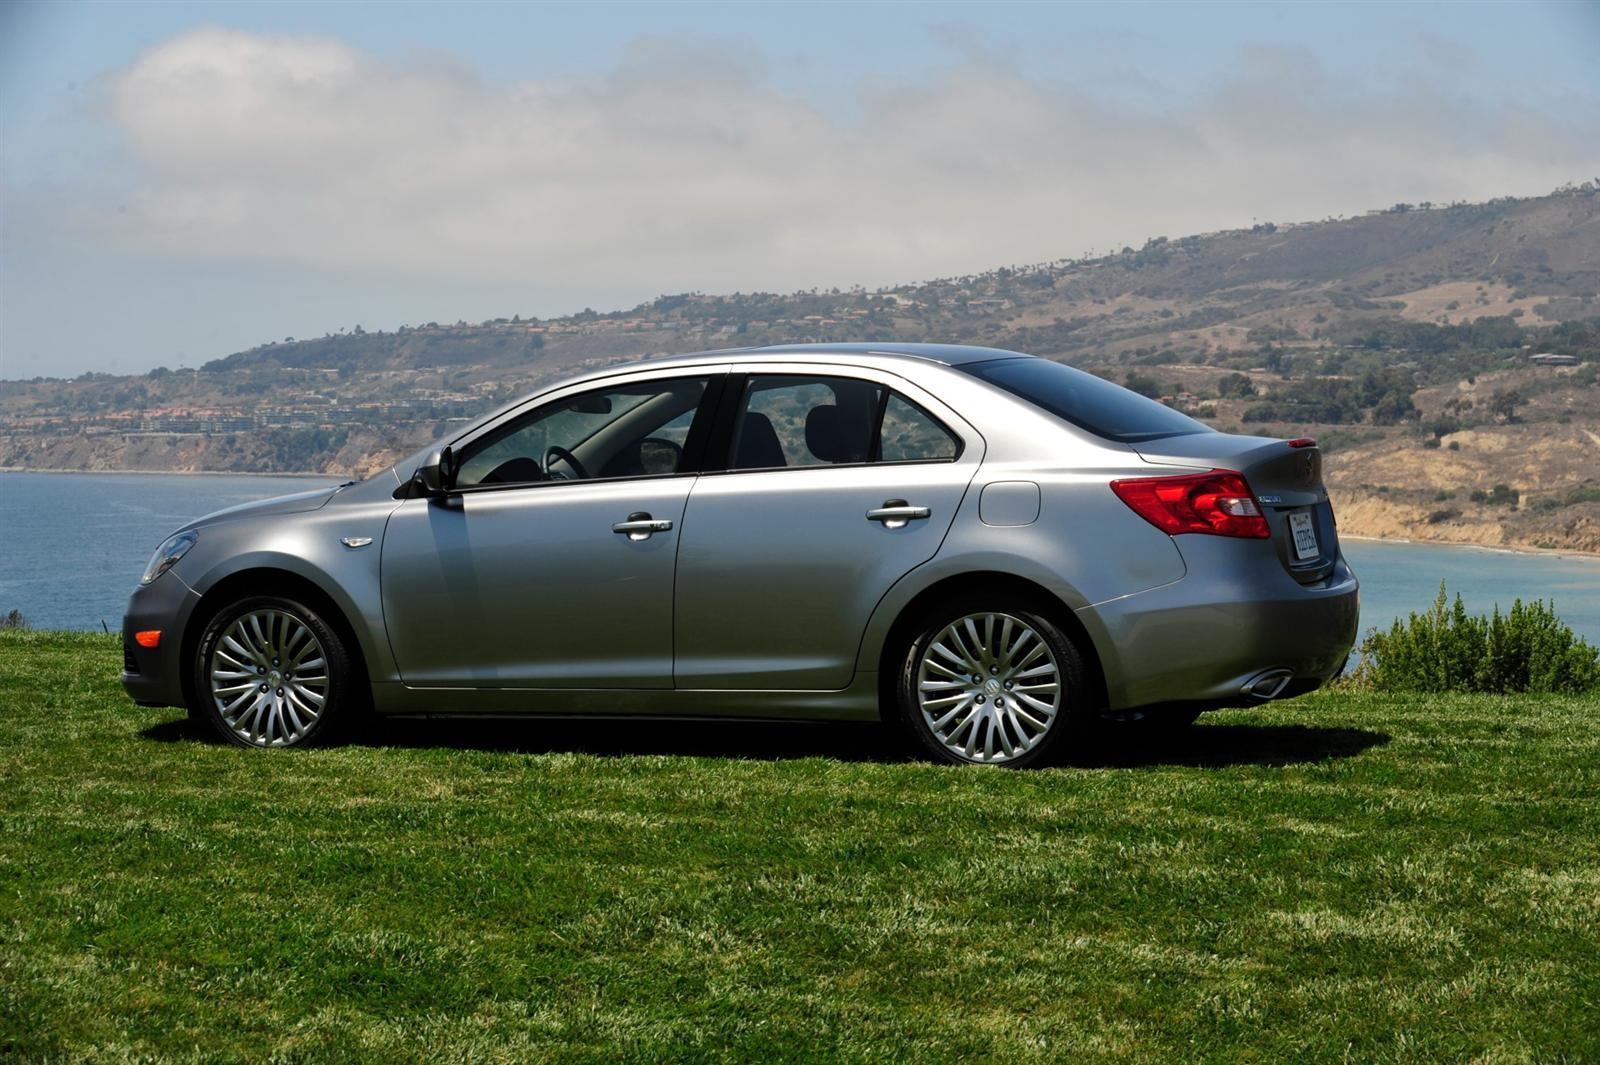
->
605, 342, 1031, 374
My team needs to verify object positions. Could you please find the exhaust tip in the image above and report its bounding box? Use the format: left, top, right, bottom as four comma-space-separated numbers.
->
1242, 669, 1293, 701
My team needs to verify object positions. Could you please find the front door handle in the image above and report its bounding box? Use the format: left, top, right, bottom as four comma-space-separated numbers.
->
612, 511, 673, 541
866, 499, 931, 529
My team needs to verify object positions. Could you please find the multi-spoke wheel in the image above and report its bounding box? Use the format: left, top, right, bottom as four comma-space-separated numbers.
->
191, 595, 354, 748
895, 601, 1085, 767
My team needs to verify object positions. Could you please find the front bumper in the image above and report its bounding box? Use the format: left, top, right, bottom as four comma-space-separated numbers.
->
1078, 541, 1360, 711
120, 573, 203, 708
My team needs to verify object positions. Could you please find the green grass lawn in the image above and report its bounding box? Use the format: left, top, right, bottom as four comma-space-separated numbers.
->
2, 631, 1597, 1062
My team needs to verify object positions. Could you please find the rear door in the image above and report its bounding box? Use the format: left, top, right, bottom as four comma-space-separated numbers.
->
673, 364, 983, 690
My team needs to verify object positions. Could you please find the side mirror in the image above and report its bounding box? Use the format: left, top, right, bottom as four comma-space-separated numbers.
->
413, 445, 458, 498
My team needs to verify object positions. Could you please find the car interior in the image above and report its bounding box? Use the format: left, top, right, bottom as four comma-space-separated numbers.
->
451, 373, 954, 489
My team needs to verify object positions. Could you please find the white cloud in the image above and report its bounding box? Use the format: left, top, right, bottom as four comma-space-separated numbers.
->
54, 26, 1600, 300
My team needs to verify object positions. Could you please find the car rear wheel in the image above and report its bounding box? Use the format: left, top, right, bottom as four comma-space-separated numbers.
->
191, 595, 353, 749
894, 600, 1086, 767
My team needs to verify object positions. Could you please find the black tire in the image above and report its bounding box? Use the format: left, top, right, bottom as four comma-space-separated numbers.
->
190, 594, 358, 749
893, 596, 1089, 768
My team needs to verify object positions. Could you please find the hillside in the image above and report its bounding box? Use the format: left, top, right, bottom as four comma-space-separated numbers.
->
3, 184, 1598, 550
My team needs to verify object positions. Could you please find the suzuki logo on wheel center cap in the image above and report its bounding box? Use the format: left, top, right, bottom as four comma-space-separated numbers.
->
983, 678, 1002, 696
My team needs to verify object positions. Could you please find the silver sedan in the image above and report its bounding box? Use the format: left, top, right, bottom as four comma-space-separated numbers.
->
122, 344, 1359, 766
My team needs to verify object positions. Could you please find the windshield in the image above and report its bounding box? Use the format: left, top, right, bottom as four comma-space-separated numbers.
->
960, 357, 1211, 443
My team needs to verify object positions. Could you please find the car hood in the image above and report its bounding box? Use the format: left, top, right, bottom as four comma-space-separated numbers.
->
188, 484, 345, 529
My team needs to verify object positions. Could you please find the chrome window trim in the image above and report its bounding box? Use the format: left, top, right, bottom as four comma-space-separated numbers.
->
701, 456, 961, 479
441, 469, 693, 499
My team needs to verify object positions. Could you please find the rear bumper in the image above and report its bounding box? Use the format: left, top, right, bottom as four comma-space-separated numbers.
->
120, 574, 202, 708
1078, 540, 1360, 711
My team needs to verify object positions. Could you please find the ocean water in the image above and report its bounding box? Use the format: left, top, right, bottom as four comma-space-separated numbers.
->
0, 471, 343, 631
1, 471, 1597, 646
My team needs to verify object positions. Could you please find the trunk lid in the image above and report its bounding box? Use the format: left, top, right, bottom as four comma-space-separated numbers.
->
1133, 432, 1338, 584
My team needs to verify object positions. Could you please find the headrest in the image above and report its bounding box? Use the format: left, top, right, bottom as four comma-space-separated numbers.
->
735, 411, 786, 469
806, 405, 866, 464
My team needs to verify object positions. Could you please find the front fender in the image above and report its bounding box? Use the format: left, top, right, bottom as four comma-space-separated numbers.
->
180, 500, 400, 684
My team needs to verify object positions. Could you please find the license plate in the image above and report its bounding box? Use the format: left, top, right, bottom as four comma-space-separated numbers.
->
1289, 510, 1319, 561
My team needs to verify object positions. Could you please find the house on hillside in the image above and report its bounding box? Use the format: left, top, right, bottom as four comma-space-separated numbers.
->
965, 298, 1012, 314
1528, 352, 1579, 366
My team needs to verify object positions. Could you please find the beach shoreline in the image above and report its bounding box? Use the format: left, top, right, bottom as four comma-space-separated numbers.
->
0, 466, 343, 479
1339, 534, 1600, 563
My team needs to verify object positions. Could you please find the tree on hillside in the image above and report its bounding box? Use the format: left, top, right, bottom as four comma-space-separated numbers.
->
1124, 372, 1164, 399
1216, 373, 1256, 399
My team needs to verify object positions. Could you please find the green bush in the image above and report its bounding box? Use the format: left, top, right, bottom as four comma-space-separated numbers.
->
1355, 582, 1600, 694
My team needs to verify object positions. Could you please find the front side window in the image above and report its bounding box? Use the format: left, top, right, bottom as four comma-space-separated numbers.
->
454, 376, 709, 488
729, 375, 959, 471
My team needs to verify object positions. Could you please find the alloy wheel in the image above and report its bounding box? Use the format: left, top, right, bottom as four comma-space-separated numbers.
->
916, 611, 1062, 764
208, 608, 329, 747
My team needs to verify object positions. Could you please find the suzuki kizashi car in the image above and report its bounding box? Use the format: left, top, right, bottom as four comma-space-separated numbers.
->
122, 344, 1359, 766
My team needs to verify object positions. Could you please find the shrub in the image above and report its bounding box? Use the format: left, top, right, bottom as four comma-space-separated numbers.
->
1216, 372, 1257, 399
1, 609, 27, 630
1355, 582, 1600, 694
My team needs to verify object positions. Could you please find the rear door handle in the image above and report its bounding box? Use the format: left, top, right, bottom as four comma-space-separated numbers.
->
612, 511, 673, 541
866, 499, 931, 529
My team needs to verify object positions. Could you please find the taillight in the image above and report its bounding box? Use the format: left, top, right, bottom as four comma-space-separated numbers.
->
1109, 469, 1270, 538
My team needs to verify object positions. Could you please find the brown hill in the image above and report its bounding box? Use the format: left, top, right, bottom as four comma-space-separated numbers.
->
3, 184, 1597, 550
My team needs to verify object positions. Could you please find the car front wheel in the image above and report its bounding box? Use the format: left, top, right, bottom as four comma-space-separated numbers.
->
191, 595, 353, 748
894, 600, 1086, 767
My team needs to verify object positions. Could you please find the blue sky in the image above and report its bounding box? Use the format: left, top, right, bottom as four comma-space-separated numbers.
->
2, 0, 1598, 378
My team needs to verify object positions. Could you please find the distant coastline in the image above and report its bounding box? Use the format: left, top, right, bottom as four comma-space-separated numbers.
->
0, 466, 342, 479
1340, 534, 1600, 563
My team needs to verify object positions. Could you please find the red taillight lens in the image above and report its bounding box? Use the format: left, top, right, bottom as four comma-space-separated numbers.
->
1109, 470, 1270, 538
1286, 437, 1317, 449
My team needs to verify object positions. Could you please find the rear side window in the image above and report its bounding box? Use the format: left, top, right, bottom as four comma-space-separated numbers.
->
879, 393, 958, 462
961, 358, 1210, 443
729, 375, 959, 470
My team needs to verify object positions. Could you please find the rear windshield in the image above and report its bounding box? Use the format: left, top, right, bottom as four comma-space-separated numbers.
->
960, 358, 1211, 443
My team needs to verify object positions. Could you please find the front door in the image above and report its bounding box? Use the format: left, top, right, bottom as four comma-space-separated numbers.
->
381, 372, 715, 688
673, 368, 982, 690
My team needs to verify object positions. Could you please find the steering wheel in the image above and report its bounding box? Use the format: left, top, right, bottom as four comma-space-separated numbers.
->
544, 445, 590, 481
